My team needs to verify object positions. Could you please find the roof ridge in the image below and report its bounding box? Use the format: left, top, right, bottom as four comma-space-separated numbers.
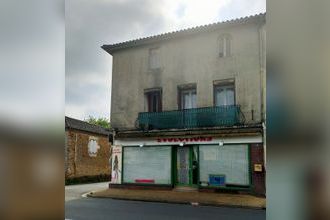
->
102, 12, 265, 53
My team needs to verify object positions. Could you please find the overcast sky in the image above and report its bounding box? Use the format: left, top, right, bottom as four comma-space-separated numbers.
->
65, 0, 265, 120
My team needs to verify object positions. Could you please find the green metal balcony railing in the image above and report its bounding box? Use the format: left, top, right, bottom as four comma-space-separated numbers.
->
137, 105, 245, 130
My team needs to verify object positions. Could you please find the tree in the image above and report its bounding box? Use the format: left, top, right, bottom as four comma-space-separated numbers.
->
85, 116, 110, 129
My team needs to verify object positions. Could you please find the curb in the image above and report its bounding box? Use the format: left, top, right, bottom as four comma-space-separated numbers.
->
82, 191, 95, 198
88, 194, 266, 210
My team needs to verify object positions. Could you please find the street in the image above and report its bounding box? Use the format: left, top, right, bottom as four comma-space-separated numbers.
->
65, 183, 266, 220
65, 182, 109, 201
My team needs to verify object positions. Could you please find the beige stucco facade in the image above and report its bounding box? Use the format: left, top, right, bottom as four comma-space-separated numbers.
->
110, 17, 266, 129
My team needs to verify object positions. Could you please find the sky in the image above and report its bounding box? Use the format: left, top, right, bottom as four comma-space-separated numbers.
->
65, 0, 265, 121
0, 0, 64, 127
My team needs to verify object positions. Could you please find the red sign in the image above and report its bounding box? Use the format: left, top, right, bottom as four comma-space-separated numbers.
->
135, 179, 155, 183
157, 136, 213, 143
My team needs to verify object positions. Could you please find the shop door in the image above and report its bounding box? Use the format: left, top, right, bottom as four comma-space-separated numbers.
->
176, 146, 199, 186
177, 146, 190, 185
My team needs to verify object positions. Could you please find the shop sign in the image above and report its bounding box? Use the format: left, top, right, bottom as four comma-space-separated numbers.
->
135, 179, 155, 183
254, 164, 263, 172
110, 145, 122, 184
157, 136, 213, 143
114, 135, 263, 146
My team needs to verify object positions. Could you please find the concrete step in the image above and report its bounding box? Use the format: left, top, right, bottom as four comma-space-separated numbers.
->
173, 186, 198, 192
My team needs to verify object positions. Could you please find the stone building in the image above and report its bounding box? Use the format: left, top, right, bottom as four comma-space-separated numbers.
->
102, 13, 266, 195
65, 116, 112, 180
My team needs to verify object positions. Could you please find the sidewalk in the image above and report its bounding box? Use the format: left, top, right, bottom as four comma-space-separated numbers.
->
65, 182, 108, 202
88, 188, 266, 209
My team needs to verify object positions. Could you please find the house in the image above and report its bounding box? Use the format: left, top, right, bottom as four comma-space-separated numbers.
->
102, 13, 266, 195
65, 116, 112, 181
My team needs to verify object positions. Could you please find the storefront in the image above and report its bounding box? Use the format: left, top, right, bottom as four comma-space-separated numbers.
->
110, 135, 264, 193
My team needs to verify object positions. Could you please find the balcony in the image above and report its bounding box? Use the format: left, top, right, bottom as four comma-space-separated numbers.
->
137, 105, 245, 130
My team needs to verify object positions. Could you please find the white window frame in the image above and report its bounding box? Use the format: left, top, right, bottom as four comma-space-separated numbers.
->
214, 82, 235, 106
180, 88, 197, 110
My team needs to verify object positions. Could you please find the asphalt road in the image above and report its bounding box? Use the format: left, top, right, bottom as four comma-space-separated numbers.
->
65, 182, 266, 220
66, 197, 265, 220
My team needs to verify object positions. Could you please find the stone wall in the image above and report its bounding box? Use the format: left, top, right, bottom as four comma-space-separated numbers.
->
65, 129, 111, 179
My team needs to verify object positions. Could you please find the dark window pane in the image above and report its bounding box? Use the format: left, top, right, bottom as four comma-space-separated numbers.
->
146, 90, 162, 112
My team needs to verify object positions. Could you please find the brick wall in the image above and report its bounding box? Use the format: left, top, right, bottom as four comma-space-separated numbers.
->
250, 143, 266, 196
65, 129, 111, 179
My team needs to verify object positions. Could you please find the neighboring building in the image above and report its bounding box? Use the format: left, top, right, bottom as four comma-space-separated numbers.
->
102, 13, 266, 195
65, 116, 112, 180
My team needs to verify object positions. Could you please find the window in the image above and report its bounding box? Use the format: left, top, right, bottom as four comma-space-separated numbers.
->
149, 48, 160, 69
199, 144, 250, 186
145, 89, 162, 112
214, 80, 235, 106
123, 146, 172, 184
219, 35, 232, 57
178, 84, 196, 109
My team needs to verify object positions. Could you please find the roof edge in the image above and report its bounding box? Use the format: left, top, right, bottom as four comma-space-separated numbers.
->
102, 12, 265, 55
65, 116, 111, 136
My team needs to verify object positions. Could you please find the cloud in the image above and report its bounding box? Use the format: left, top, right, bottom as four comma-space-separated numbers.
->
0, 0, 64, 124
65, 0, 265, 120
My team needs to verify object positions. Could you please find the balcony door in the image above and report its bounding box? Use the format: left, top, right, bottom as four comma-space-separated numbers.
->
181, 89, 196, 109
179, 86, 197, 127
145, 89, 162, 112
214, 84, 235, 106
213, 81, 237, 125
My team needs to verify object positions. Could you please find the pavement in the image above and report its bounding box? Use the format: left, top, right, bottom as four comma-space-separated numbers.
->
66, 197, 266, 220
89, 188, 266, 209
65, 182, 266, 219
65, 182, 109, 201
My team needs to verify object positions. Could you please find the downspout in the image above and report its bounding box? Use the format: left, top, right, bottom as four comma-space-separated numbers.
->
258, 22, 266, 168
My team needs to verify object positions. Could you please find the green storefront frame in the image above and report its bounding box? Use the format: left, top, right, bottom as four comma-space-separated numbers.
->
120, 143, 253, 192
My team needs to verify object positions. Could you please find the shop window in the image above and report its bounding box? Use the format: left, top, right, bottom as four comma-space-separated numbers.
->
145, 89, 162, 112
123, 146, 172, 184
199, 144, 249, 186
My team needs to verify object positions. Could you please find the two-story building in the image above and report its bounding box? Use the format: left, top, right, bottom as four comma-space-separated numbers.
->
102, 13, 266, 195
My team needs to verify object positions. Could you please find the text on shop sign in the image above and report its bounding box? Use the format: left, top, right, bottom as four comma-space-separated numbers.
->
157, 136, 213, 143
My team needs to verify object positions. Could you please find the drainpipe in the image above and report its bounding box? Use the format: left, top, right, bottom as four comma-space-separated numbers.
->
262, 121, 266, 169
258, 22, 266, 169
